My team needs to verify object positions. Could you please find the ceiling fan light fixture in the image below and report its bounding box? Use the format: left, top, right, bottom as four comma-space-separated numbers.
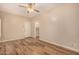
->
27, 8, 34, 13
19, 3, 40, 13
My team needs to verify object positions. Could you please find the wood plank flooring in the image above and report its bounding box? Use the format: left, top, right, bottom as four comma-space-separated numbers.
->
0, 37, 79, 55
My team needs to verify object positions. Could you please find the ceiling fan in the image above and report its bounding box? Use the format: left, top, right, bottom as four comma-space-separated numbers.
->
19, 3, 40, 13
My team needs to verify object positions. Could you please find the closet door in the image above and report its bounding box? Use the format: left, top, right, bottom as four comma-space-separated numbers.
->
24, 22, 31, 37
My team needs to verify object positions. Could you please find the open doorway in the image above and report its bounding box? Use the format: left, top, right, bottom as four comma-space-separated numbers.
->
0, 18, 1, 41
34, 21, 40, 39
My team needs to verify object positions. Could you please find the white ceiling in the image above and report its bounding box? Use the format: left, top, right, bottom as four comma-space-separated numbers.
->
0, 3, 63, 18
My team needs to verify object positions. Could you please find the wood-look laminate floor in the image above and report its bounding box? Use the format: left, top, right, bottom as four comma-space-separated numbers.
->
0, 38, 79, 55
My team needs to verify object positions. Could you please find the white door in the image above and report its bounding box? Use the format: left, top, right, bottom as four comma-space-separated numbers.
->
24, 22, 31, 37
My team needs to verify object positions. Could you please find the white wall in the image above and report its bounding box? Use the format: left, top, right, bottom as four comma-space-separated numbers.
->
32, 4, 79, 51
0, 12, 31, 41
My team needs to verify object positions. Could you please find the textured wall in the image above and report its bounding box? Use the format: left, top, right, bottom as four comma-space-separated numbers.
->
32, 4, 79, 51
0, 12, 31, 41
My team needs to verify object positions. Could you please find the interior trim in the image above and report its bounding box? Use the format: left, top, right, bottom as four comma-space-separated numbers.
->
0, 37, 33, 43
39, 39, 79, 54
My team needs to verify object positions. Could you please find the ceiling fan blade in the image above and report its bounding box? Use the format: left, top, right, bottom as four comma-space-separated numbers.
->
34, 9, 40, 12
19, 5, 27, 8
28, 3, 35, 6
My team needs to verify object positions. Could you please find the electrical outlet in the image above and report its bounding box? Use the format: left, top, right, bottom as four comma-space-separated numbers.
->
72, 43, 77, 47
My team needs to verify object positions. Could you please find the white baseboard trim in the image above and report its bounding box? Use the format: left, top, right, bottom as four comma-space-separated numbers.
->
40, 39, 79, 53
0, 37, 32, 42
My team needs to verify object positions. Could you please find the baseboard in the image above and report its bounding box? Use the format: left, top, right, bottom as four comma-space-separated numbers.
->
0, 37, 33, 43
39, 39, 79, 54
